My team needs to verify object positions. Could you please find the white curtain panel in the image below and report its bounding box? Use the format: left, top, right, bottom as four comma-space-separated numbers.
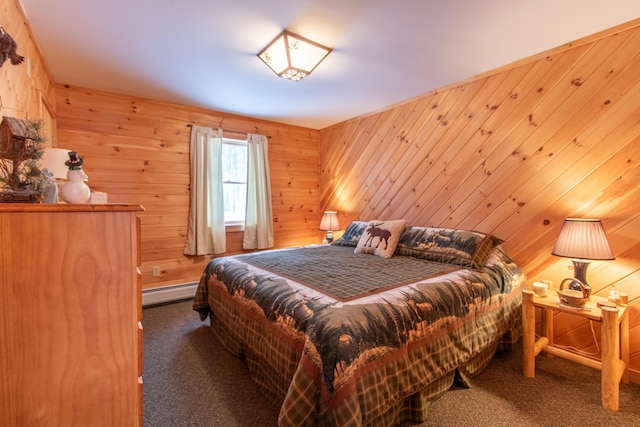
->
243, 134, 274, 250
184, 126, 226, 255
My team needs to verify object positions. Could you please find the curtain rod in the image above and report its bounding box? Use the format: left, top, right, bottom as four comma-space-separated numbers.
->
186, 124, 271, 138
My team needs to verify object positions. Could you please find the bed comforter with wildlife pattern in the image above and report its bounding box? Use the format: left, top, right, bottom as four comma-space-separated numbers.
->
193, 244, 523, 427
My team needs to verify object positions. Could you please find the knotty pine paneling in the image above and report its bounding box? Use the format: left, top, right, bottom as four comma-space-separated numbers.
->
5, 0, 639, 383
319, 18, 640, 382
55, 84, 320, 290
0, 0, 56, 140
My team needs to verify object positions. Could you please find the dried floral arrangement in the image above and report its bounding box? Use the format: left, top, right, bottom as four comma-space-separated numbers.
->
0, 117, 48, 202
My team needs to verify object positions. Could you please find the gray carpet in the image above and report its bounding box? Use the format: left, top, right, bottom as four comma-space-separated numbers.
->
143, 300, 640, 427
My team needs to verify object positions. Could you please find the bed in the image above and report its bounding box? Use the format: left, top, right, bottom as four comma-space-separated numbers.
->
193, 220, 524, 426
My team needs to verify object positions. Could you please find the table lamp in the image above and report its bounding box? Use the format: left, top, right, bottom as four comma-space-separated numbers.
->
39, 148, 71, 203
320, 211, 341, 243
551, 218, 615, 299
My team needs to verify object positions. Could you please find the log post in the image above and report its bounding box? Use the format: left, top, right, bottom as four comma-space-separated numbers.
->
522, 290, 536, 378
600, 306, 620, 411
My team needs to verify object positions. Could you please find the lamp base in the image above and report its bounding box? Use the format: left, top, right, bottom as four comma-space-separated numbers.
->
326, 231, 334, 243
568, 259, 592, 300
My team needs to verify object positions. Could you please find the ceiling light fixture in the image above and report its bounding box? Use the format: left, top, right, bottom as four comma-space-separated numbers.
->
257, 30, 332, 82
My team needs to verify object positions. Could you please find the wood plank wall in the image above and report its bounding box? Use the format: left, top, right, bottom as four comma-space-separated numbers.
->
54, 84, 320, 289
4, 0, 321, 292
0, 0, 56, 139
5, 0, 639, 384
319, 18, 640, 383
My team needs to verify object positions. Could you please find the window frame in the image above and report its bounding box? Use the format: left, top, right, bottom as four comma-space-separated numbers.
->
221, 137, 248, 230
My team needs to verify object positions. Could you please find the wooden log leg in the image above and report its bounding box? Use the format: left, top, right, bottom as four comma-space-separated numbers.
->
522, 290, 536, 378
544, 307, 554, 358
621, 309, 629, 384
601, 307, 620, 411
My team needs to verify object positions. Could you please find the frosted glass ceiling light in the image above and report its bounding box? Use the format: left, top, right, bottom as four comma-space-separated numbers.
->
258, 30, 332, 82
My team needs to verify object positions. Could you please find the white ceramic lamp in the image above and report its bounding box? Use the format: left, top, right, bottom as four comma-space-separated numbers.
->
39, 148, 71, 203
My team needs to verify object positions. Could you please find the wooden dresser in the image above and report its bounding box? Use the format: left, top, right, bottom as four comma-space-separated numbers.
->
0, 204, 144, 426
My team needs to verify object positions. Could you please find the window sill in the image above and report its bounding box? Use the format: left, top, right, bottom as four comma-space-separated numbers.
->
225, 224, 244, 232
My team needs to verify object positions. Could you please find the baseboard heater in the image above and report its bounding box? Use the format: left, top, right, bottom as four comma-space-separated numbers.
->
142, 282, 199, 307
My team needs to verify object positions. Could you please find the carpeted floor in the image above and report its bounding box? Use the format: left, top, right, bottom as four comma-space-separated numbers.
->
143, 299, 640, 427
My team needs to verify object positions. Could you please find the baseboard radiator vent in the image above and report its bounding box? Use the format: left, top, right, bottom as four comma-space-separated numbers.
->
142, 282, 199, 307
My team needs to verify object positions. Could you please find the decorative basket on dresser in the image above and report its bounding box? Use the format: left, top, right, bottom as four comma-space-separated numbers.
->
0, 203, 144, 426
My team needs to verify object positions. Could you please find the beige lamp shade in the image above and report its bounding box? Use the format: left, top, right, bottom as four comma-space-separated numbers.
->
552, 218, 615, 260
319, 211, 340, 231
40, 148, 72, 179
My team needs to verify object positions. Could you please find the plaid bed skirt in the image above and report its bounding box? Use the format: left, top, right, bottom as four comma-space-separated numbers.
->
203, 273, 522, 426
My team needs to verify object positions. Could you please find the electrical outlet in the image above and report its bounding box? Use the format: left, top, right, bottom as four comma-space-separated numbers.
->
152, 266, 161, 277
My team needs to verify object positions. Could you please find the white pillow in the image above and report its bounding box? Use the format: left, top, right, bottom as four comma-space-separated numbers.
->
354, 219, 407, 258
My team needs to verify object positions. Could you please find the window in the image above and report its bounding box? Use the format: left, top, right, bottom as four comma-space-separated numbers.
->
221, 138, 247, 225
184, 129, 273, 255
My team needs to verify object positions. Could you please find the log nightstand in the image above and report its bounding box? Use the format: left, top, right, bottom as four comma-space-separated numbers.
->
522, 289, 629, 411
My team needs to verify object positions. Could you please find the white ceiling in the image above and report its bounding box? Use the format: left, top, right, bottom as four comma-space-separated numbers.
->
19, 0, 639, 130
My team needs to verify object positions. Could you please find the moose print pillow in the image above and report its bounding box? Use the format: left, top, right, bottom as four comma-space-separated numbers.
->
354, 219, 407, 258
